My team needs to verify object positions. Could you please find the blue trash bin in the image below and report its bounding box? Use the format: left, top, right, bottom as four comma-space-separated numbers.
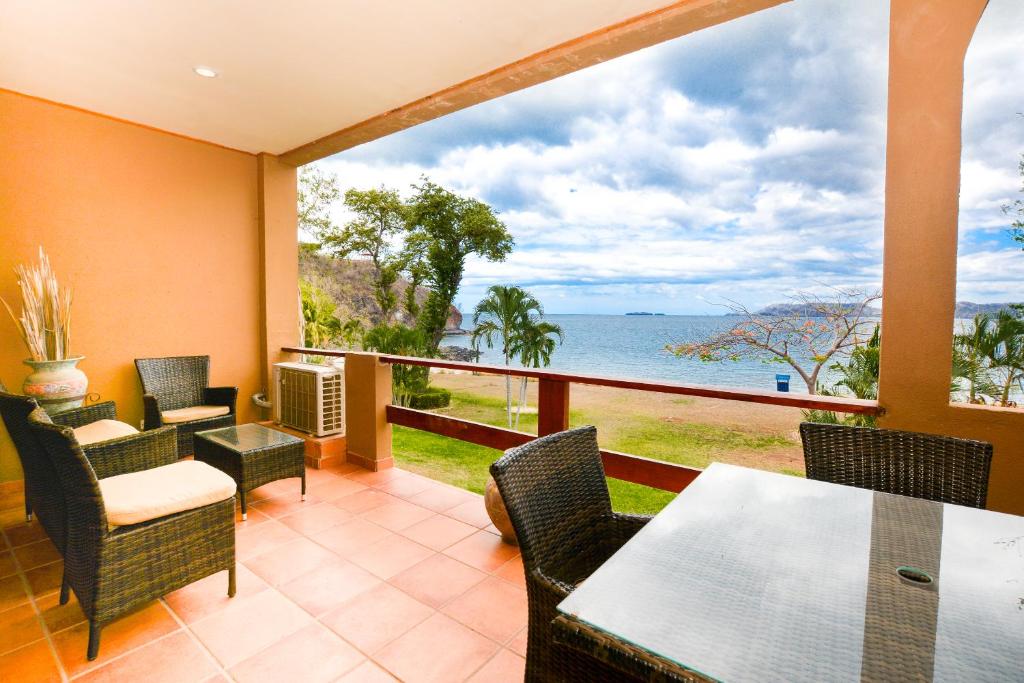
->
775, 374, 790, 392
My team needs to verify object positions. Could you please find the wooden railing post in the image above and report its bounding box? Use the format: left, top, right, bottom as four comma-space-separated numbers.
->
538, 379, 570, 436
344, 352, 393, 471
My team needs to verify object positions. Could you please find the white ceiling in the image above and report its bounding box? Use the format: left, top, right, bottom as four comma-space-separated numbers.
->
0, 1, 677, 156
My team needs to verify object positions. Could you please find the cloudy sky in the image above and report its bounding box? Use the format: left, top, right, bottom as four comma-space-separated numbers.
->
314, 0, 1024, 315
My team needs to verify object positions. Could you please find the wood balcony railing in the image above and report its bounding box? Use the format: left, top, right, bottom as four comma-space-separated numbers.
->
282, 346, 883, 492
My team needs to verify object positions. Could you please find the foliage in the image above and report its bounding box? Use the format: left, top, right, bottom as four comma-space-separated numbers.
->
299, 279, 360, 354
408, 386, 452, 410
471, 285, 545, 427
668, 288, 881, 394
408, 179, 513, 350
361, 323, 433, 406
953, 311, 1024, 407
1007, 153, 1024, 247
297, 166, 341, 242
2, 248, 73, 361
804, 324, 880, 426
320, 187, 409, 323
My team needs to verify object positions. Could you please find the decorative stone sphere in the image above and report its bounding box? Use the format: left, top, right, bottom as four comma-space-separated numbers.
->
484, 476, 517, 546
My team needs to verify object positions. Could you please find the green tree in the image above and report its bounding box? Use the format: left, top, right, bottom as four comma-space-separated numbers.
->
471, 286, 542, 427
510, 318, 564, 429
400, 233, 429, 322
298, 166, 341, 242
299, 279, 344, 350
321, 187, 409, 324
408, 180, 513, 351
362, 323, 431, 406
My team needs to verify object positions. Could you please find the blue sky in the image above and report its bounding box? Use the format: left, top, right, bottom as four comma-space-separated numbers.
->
315, 0, 1024, 315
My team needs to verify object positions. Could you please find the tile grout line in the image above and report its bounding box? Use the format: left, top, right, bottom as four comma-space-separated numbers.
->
3, 527, 70, 683
161, 597, 236, 683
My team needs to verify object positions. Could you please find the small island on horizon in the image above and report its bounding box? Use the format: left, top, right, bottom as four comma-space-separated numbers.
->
625, 312, 666, 316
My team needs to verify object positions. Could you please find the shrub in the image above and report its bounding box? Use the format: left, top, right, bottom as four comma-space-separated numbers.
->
409, 387, 451, 409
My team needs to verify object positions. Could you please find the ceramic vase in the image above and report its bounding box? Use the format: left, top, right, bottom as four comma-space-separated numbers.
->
23, 356, 88, 414
484, 475, 518, 545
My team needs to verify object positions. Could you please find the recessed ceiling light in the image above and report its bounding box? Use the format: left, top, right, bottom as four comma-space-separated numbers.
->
193, 66, 218, 78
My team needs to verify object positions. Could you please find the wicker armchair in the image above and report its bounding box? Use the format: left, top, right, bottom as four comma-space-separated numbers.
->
799, 422, 993, 508
490, 426, 654, 682
28, 407, 236, 660
135, 355, 237, 456
0, 384, 125, 540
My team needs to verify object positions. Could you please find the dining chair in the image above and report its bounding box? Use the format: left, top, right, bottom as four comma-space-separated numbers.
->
135, 355, 237, 456
799, 422, 992, 508
490, 425, 657, 682
28, 407, 237, 660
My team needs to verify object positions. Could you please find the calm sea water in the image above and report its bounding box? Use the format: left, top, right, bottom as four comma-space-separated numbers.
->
446, 314, 845, 394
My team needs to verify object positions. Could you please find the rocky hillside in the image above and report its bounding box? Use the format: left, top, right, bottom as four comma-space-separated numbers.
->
299, 251, 463, 330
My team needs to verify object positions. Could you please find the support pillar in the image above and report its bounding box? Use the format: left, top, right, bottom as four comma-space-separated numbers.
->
344, 352, 393, 471
256, 153, 300, 397
537, 379, 570, 436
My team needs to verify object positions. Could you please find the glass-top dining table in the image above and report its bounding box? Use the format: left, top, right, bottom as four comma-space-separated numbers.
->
555, 462, 1024, 682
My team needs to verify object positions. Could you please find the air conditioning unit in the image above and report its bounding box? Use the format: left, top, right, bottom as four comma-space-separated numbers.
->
273, 361, 345, 437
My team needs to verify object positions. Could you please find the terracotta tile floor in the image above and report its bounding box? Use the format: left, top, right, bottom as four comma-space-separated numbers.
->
0, 465, 527, 682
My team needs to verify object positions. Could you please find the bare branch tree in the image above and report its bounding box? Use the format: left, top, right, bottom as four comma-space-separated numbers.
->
667, 287, 881, 394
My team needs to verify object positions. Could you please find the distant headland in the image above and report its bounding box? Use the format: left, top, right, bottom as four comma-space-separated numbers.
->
625, 311, 666, 316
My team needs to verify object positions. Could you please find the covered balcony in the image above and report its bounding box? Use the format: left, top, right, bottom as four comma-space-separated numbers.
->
1, 1, 1021, 681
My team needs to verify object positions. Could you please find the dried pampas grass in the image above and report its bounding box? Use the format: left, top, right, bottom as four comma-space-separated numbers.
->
2, 247, 73, 361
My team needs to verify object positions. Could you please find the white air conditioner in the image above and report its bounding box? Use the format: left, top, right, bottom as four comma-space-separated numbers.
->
273, 361, 345, 437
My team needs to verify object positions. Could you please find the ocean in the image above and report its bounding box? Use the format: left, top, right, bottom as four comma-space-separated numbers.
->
445, 314, 855, 394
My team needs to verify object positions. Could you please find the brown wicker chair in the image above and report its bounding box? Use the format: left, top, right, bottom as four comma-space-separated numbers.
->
28, 407, 236, 660
490, 426, 660, 682
135, 355, 237, 456
799, 422, 993, 508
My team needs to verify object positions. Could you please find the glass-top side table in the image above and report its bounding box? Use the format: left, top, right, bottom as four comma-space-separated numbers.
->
194, 423, 306, 520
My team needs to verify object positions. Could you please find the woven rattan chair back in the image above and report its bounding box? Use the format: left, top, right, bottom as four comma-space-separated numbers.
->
490, 425, 613, 574
135, 355, 209, 411
799, 422, 992, 508
0, 388, 67, 549
28, 408, 107, 614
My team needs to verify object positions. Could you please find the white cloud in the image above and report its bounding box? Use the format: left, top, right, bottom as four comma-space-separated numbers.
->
314, 0, 1023, 313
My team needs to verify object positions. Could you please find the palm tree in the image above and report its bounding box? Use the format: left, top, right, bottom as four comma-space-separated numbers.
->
986, 311, 1024, 406
954, 311, 1024, 406
954, 313, 997, 403
471, 286, 542, 426
510, 319, 564, 428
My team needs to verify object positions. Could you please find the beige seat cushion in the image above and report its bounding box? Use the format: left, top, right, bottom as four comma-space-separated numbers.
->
73, 419, 140, 446
161, 405, 230, 424
99, 460, 237, 529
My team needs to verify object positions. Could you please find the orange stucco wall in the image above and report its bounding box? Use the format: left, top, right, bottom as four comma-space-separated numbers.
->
0, 90, 264, 482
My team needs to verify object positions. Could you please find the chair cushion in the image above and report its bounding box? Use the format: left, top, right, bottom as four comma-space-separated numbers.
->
161, 405, 230, 424
73, 419, 140, 446
99, 460, 237, 529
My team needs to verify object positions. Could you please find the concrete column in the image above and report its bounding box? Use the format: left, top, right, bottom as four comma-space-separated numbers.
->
344, 352, 393, 471
877, 1, 1024, 515
256, 154, 300, 396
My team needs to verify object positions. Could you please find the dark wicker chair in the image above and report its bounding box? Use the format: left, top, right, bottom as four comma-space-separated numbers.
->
799, 422, 993, 508
491, 426, 662, 682
135, 355, 237, 456
28, 407, 236, 660
0, 383, 127, 544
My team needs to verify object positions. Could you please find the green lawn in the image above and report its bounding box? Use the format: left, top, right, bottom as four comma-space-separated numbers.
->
392, 388, 795, 515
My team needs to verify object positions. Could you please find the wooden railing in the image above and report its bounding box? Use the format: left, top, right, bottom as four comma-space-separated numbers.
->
282, 346, 883, 492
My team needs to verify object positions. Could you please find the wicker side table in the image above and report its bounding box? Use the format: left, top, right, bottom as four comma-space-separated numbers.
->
194, 423, 305, 520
